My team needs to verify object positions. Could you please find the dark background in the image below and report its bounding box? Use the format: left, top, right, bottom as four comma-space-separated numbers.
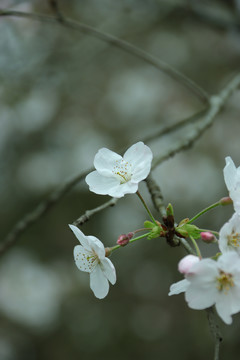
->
0, 0, 240, 359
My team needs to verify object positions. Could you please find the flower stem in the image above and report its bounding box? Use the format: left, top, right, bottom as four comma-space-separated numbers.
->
134, 228, 147, 234
189, 235, 202, 259
110, 232, 150, 252
187, 202, 220, 224
136, 190, 157, 225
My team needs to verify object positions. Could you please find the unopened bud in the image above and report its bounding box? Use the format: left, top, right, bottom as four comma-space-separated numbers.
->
178, 255, 200, 274
200, 231, 216, 243
117, 232, 133, 246
166, 203, 174, 217
220, 196, 233, 206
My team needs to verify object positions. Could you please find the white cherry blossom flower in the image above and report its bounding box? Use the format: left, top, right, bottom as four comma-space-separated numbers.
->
69, 224, 116, 299
219, 212, 240, 255
224, 157, 240, 214
169, 252, 240, 324
85, 142, 153, 198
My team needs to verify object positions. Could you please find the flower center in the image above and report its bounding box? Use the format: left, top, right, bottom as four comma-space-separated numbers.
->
216, 270, 234, 293
113, 159, 132, 184
227, 230, 240, 248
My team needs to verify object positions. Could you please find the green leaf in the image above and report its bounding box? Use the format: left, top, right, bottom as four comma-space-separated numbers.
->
176, 224, 201, 239
144, 221, 155, 229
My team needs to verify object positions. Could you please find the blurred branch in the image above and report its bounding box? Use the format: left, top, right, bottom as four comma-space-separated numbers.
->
73, 198, 118, 226
0, 8, 209, 104
206, 307, 222, 360
143, 108, 208, 144
187, 3, 240, 32
48, 0, 64, 21
0, 169, 91, 256
156, 1, 240, 32
152, 73, 240, 170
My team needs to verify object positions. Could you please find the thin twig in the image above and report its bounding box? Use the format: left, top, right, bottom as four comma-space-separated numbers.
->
0, 8, 209, 103
142, 108, 208, 144
145, 174, 166, 217
145, 174, 195, 252
73, 198, 118, 226
178, 237, 195, 254
206, 307, 222, 360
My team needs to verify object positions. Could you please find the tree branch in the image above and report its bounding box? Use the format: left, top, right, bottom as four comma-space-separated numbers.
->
0, 168, 91, 255
0, 7, 209, 103
145, 174, 166, 217
152, 73, 240, 170
206, 307, 222, 360
142, 108, 208, 145
73, 197, 118, 226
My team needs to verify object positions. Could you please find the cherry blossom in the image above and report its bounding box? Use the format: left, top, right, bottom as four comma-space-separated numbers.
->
169, 252, 240, 324
219, 212, 240, 255
224, 156, 240, 214
69, 224, 116, 299
85, 142, 153, 198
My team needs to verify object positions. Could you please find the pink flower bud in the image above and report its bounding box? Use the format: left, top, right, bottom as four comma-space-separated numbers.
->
117, 232, 133, 246
178, 255, 200, 275
200, 231, 216, 243
220, 196, 233, 206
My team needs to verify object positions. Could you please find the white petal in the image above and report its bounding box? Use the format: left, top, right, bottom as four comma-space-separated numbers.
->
185, 283, 217, 309
219, 218, 233, 254
230, 189, 240, 215
214, 289, 240, 325
186, 258, 219, 283
100, 258, 116, 285
185, 259, 219, 309
168, 279, 190, 296
224, 157, 237, 192
69, 224, 91, 251
88, 235, 105, 259
217, 251, 240, 273
74, 245, 97, 273
85, 171, 120, 195
124, 142, 153, 182
215, 301, 233, 325
90, 266, 109, 299
94, 148, 122, 176
108, 182, 138, 198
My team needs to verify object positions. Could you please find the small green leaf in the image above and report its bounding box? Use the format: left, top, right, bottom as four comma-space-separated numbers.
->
176, 224, 201, 239
147, 225, 162, 240
144, 221, 155, 229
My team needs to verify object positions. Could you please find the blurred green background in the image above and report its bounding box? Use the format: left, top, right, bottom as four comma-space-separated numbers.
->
1, 0, 240, 359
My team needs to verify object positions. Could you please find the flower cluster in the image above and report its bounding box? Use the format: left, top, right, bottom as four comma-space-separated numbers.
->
169, 157, 240, 324
69, 141, 240, 326
69, 142, 153, 298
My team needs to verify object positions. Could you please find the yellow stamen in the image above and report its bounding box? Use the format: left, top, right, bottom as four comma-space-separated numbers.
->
216, 270, 234, 294
227, 230, 240, 248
